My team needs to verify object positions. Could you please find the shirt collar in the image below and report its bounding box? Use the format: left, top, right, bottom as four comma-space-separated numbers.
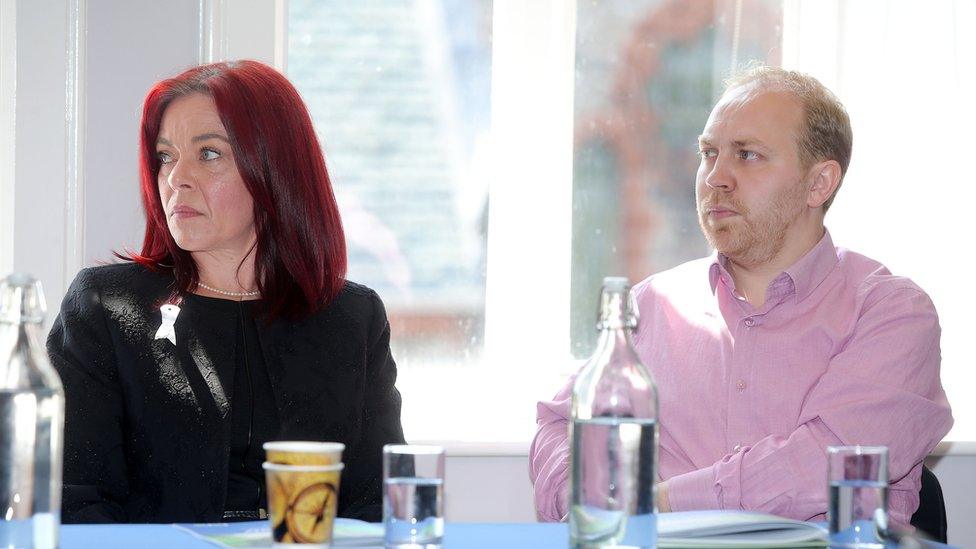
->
707, 229, 838, 303
783, 229, 838, 303
708, 253, 725, 295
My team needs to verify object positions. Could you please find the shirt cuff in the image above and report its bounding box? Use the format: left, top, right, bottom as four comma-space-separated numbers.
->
666, 465, 722, 512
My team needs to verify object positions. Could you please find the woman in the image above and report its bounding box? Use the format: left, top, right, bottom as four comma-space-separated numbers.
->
47, 60, 405, 523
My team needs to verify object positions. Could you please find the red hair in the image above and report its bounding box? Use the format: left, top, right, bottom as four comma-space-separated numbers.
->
128, 60, 347, 320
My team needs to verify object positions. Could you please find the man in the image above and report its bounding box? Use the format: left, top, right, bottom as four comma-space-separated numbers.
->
529, 66, 952, 528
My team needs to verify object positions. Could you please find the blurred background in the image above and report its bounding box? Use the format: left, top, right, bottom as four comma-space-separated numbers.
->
284, 0, 784, 365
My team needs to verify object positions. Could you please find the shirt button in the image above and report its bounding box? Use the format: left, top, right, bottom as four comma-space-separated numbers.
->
744, 318, 755, 327
736, 379, 746, 390
732, 444, 742, 453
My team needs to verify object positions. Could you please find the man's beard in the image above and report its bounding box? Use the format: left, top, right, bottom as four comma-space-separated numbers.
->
697, 180, 807, 267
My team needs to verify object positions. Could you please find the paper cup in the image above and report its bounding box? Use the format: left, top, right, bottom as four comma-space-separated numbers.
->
264, 441, 345, 466
263, 462, 344, 547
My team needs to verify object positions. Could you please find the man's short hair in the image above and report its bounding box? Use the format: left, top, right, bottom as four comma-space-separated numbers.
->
725, 65, 853, 211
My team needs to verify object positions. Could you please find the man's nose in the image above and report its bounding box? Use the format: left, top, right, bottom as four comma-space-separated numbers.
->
704, 154, 735, 191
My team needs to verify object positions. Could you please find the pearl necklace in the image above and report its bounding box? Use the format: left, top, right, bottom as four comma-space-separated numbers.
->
197, 282, 260, 298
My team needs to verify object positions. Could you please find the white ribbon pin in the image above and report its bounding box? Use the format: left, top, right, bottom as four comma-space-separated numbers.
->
154, 304, 180, 345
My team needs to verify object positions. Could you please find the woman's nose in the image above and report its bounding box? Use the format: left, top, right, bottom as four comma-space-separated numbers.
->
165, 159, 195, 191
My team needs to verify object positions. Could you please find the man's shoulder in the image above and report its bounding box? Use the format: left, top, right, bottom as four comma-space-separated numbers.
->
834, 247, 930, 304
829, 248, 940, 329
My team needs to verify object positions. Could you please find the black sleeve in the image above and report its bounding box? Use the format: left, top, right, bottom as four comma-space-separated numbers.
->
46, 269, 129, 523
339, 289, 405, 521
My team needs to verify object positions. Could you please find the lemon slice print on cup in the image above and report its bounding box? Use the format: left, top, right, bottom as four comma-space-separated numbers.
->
263, 461, 344, 545
286, 481, 337, 543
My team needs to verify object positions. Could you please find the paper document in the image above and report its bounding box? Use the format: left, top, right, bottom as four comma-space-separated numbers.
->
658, 510, 827, 548
175, 511, 828, 548
175, 518, 384, 548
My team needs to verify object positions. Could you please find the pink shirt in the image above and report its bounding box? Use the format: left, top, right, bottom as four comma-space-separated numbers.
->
530, 231, 952, 527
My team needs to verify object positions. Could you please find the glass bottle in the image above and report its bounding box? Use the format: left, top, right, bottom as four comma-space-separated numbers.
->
570, 276, 659, 548
0, 275, 64, 549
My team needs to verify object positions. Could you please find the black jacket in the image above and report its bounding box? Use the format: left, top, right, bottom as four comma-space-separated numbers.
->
47, 263, 404, 523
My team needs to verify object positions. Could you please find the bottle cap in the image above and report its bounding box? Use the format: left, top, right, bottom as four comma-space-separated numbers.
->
601, 276, 630, 292
597, 276, 638, 329
0, 274, 47, 324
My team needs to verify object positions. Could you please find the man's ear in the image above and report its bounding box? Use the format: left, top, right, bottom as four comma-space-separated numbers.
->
806, 160, 842, 209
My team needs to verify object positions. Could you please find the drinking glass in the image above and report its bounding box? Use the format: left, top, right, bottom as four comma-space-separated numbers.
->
383, 445, 445, 548
828, 446, 888, 548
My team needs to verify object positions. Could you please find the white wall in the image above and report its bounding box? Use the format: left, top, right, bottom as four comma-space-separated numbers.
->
445, 454, 536, 523
8, 0, 73, 312
3, 0, 199, 320
83, 0, 200, 266
928, 450, 976, 547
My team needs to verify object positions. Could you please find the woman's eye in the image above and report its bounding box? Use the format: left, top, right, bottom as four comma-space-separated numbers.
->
156, 151, 173, 164
201, 148, 221, 161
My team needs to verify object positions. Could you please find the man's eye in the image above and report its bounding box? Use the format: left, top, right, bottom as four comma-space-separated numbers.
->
698, 149, 717, 159
156, 151, 173, 164
201, 148, 221, 161
738, 150, 759, 161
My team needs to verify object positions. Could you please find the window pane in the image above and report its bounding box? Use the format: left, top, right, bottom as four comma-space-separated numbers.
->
570, 0, 784, 357
288, 0, 493, 368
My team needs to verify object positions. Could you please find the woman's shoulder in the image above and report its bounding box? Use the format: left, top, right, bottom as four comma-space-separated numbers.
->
69, 262, 172, 297
337, 279, 380, 301
55, 263, 174, 339
75, 261, 173, 291
294, 279, 387, 336
331, 279, 386, 317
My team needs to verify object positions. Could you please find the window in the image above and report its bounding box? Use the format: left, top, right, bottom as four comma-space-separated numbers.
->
782, 0, 975, 442
570, 0, 784, 356
286, 0, 788, 443
288, 0, 499, 441
289, 0, 491, 368
280, 0, 973, 444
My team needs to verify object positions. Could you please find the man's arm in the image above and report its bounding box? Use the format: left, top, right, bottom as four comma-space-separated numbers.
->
665, 285, 952, 525
528, 380, 574, 522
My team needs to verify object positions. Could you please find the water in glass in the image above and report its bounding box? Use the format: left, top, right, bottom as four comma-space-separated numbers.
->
0, 389, 61, 548
829, 479, 887, 548
570, 277, 658, 548
571, 417, 657, 547
384, 476, 444, 547
0, 275, 64, 549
